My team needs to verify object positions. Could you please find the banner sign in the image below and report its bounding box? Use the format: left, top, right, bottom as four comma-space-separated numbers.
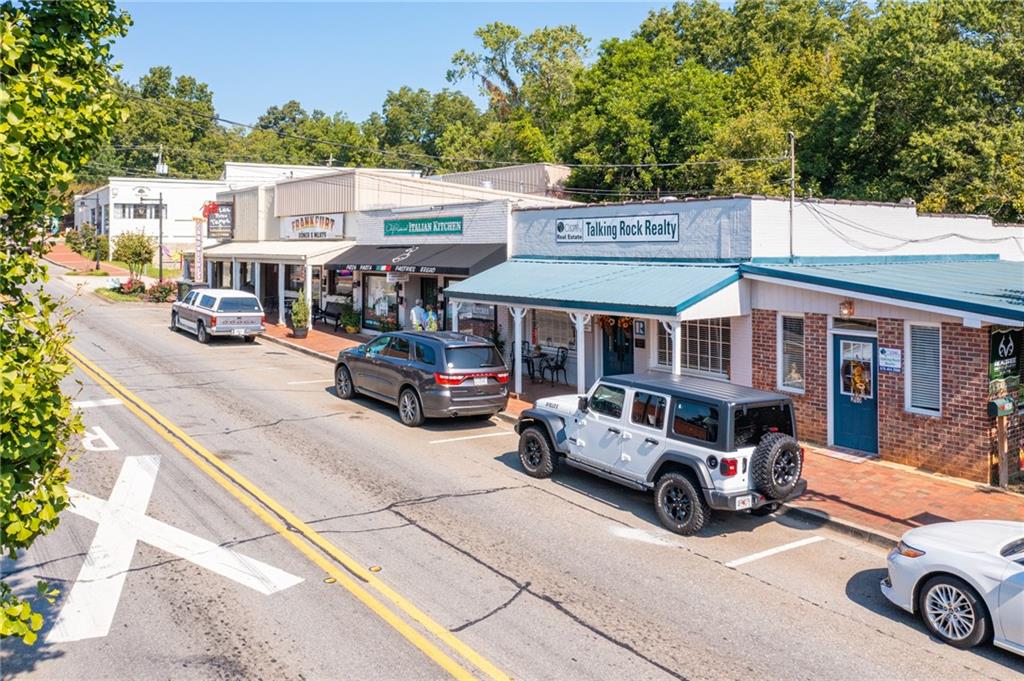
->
556, 214, 679, 243
384, 216, 463, 236
280, 213, 345, 240
193, 217, 205, 283
206, 202, 234, 239
989, 327, 1021, 399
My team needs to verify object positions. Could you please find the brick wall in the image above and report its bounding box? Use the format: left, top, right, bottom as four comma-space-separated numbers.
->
750, 309, 1002, 483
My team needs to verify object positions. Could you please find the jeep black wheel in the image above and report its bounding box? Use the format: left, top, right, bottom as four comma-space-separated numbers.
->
398, 388, 425, 427
335, 365, 355, 399
654, 473, 709, 536
518, 426, 556, 478
752, 432, 802, 500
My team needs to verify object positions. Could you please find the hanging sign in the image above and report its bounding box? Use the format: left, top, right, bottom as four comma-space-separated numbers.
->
280, 213, 345, 240
989, 327, 1021, 399
556, 214, 679, 243
878, 347, 902, 373
384, 216, 463, 236
206, 203, 234, 239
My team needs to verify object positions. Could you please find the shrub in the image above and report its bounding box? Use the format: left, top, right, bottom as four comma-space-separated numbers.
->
64, 228, 80, 253
71, 224, 96, 255
290, 289, 310, 329
95, 235, 109, 261
144, 280, 176, 303
111, 232, 155, 278
118, 278, 146, 296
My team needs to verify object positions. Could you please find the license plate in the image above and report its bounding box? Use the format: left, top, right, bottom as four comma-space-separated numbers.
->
735, 495, 753, 510
231, 328, 247, 336
473, 377, 489, 386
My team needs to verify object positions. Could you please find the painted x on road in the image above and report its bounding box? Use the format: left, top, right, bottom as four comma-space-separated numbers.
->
48, 455, 303, 643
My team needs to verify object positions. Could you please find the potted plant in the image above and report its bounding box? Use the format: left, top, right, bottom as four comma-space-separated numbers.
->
341, 308, 360, 334
290, 289, 310, 339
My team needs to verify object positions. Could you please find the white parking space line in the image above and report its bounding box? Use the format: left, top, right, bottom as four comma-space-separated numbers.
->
72, 398, 123, 409
725, 536, 826, 568
429, 431, 516, 445
286, 379, 334, 385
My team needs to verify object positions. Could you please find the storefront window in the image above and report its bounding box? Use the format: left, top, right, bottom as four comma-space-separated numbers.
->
328, 269, 354, 301
531, 310, 575, 350
285, 265, 305, 292
363, 274, 398, 331
456, 303, 497, 339
657, 318, 731, 377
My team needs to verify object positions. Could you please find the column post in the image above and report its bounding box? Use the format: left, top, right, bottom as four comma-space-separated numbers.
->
304, 260, 313, 317
569, 312, 590, 394
660, 321, 683, 375
277, 263, 286, 326
510, 306, 527, 396
231, 258, 240, 290
254, 262, 262, 300
206, 260, 214, 288
451, 300, 463, 333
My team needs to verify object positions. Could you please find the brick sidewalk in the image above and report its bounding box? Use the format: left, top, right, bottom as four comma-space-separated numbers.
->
260, 327, 1024, 542
44, 241, 130, 276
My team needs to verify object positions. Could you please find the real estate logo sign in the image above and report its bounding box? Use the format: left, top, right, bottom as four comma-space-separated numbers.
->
555, 214, 679, 243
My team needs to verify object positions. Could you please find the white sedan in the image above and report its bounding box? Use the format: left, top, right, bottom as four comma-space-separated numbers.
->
881, 520, 1024, 655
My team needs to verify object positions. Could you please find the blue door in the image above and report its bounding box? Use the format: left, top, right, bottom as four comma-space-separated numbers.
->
832, 334, 878, 453
602, 320, 634, 376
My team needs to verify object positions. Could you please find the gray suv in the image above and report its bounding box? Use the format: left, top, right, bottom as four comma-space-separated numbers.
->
515, 373, 807, 535
334, 331, 509, 427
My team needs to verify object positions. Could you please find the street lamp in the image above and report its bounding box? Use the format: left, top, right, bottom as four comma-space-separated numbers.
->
139, 192, 165, 281
77, 196, 102, 271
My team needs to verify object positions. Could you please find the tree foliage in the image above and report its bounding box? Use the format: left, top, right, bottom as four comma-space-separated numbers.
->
1, 0, 131, 645
79, 1, 1024, 222
111, 232, 156, 278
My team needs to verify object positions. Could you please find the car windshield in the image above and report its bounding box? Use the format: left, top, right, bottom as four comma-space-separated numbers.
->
445, 345, 503, 370
217, 297, 262, 313
733, 404, 794, 448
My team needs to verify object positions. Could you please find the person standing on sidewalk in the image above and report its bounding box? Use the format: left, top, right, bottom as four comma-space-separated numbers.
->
409, 298, 426, 331
425, 305, 439, 332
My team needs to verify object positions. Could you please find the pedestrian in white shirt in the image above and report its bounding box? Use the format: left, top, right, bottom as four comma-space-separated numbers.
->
410, 299, 426, 330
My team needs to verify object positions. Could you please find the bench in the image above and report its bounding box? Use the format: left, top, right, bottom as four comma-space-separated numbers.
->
312, 301, 348, 331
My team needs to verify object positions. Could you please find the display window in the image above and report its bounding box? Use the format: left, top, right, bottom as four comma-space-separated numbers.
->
363, 274, 398, 331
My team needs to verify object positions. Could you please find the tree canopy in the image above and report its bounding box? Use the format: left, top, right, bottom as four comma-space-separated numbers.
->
82, 0, 1024, 222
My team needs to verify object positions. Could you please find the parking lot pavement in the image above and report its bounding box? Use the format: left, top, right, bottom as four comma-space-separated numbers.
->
11, 280, 1023, 680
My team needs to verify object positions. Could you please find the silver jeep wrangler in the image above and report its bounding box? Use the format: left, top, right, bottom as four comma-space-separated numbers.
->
515, 372, 807, 535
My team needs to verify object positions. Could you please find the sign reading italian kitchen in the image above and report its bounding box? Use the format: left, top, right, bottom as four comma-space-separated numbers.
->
384, 216, 463, 236
556, 214, 679, 243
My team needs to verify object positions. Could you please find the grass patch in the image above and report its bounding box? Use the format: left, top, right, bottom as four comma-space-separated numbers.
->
94, 288, 144, 303
109, 260, 182, 279
67, 269, 113, 276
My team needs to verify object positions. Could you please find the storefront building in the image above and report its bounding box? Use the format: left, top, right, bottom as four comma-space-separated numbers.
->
447, 196, 1023, 484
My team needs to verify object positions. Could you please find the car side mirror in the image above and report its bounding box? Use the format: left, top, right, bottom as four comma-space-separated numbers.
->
578, 396, 589, 413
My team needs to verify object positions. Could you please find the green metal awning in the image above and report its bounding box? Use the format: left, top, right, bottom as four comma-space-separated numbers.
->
444, 259, 740, 317
741, 257, 1024, 323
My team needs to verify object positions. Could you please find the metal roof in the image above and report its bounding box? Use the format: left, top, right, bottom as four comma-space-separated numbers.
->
600, 372, 787, 405
444, 259, 739, 316
741, 258, 1024, 322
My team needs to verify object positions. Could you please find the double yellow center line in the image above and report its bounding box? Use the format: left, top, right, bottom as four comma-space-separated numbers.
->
68, 347, 509, 681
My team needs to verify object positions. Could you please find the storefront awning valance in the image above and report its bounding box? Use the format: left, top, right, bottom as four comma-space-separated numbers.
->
203, 240, 354, 266
325, 243, 506, 276
445, 259, 740, 316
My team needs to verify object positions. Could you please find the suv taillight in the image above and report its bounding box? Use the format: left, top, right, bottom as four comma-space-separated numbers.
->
494, 371, 509, 384
261, 315, 266, 325
720, 458, 738, 477
434, 373, 465, 386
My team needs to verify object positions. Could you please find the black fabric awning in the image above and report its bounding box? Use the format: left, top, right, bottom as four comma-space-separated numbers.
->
325, 243, 506, 276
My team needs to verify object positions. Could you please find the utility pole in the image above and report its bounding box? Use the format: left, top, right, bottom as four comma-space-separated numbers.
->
158, 191, 164, 281
788, 131, 796, 263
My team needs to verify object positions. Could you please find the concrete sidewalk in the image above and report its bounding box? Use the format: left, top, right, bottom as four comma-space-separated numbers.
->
258, 326, 1024, 546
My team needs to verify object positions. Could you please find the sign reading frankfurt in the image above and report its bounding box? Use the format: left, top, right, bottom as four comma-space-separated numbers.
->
384, 216, 463, 236
555, 214, 679, 243
280, 213, 345, 239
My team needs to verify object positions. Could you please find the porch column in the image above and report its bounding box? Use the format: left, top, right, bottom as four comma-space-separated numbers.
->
303, 260, 313, 316
450, 301, 463, 333
231, 259, 240, 290
277, 263, 286, 325
206, 260, 214, 288
569, 312, 590, 394
662, 321, 682, 376
254, 262, 262, 300
510, 306, 527, 395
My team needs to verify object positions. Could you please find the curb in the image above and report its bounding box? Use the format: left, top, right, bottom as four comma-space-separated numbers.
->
778, 504, 899, 549
257, 332, 336, 364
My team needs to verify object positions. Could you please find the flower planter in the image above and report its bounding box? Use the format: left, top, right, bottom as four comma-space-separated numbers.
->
344, 325, 359, 334
290, 327, 309, 339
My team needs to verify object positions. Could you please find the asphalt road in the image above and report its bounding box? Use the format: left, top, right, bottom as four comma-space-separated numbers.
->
3, 274, 1022, 681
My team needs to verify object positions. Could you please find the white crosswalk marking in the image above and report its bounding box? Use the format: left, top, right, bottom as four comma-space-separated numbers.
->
48, 455, 303, 643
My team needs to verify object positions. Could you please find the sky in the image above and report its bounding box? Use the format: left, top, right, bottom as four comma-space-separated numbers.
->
113, 1, 676, 124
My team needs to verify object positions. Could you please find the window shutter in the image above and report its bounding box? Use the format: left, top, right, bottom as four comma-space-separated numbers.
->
910, 326, 941, 412
781, 316, 804, 390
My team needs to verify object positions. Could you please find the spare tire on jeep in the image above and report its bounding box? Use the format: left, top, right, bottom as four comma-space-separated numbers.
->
751, 431, 802, 500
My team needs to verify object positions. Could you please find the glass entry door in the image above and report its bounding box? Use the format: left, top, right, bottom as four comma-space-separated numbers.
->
832, 334, 878, 453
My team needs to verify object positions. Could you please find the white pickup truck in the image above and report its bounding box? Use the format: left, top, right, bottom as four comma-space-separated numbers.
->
171, 288, 265, 344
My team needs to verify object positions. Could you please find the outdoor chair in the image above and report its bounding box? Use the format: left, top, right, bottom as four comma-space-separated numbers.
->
540, 346, 569, 386
510, 340, 537, 383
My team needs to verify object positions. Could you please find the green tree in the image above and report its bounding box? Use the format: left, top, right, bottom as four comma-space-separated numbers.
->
111, 232, 156, 278
1, 0, 131, 645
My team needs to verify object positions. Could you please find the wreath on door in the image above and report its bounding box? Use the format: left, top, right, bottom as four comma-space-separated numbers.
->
849, 361, 868, 403
596, 315, 634, 332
